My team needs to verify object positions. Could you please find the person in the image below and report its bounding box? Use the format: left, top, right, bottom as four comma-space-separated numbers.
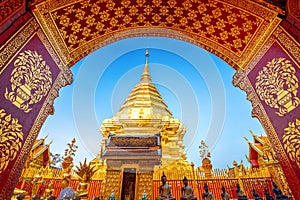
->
272, 182, 290, 200
180, 177, 197, 200
220, 186, 230, 200
202, 183, 214, 200
156, 172, 175, 200
236, 184, 247, 200
252, 188, 262, 200
264, 188, 274, 200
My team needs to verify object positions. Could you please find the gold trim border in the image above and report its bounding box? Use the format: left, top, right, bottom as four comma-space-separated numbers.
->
0, 19, 38, 75
233, 70, 300, 194
244, 25, 300, 75
0, 17, 72, 199
232, 26, 300, 194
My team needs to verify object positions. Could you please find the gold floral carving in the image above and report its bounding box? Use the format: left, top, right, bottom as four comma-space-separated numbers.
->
110, 137, 158, 147
233, 27, 300, 194
5, 50, 53, 113
0, 109, 23, 174
283, 119, 300, 168
0, 17, 73, 199
0, 19, 38, 74
255, 57, 299, 116
233, 69, 300, 190
33, 0, 280, 69
245, 26, 300, 74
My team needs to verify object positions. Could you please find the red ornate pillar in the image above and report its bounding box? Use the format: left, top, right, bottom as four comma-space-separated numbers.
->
233, 25, 300, 199
0, 15, 72, 199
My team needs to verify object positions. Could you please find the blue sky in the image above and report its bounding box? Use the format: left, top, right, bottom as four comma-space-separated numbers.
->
39, 37, 265, 168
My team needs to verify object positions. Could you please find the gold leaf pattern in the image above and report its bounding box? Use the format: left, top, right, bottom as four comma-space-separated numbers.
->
255, 58, 299, 116
5, 50, 52, 113
0, 109, 23, 173
49, 0, 262, 53
283, 119, 300, 168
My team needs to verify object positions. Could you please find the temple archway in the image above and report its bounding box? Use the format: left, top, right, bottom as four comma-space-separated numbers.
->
0, 0, 299, 199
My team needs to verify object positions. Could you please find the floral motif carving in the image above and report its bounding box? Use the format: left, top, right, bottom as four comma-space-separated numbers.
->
33, 0, 280, 69
0, 109, 23, 173
283, 119, 300, 168
255, 57, 299, 116
5, 50, 53, 113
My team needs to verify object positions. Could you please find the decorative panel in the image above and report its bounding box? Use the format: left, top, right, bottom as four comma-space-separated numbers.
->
0, 0, 25, 32
33, 0, 280, 69
0, 18, 72, 199
233, 26, 300, 199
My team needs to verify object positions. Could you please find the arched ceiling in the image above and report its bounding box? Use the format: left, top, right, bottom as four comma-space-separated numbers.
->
32, 0, 281, 69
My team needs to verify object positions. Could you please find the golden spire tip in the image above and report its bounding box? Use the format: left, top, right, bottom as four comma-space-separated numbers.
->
140, 49, 151, 82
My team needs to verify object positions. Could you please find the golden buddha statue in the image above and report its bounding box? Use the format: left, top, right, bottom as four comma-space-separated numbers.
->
236, 184, 248, 200
32, 168, 44, 195
202, 183, 214, 200
220, 186, 230, 200
180, 177, 197, 200
157, 173, 175, 200
44, 181, 54, 197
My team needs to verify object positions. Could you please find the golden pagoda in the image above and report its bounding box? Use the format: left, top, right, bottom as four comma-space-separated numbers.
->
100, 49, 187, 166
99, 49, 189, 200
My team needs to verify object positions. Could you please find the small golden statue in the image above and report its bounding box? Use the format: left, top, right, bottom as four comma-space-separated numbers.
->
220, 186, 230, 200
61, 138, 78, 189
202, 183, 214, 200
62, 162, 73, 189
156, 172, 175, 200
180, 177, 197, 200
236, 184, 248, 200
44, 181, 54, 197
74, 158, 97, 199
31, 167, 44, 196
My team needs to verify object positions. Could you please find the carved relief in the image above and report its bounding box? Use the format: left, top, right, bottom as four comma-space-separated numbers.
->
137, 172, 153, 200
283, 119, 300, 168
0, 109, 23, 173
50, 0, 261, 54
255, 57, 299, 116
103, 170, 121, 199
33, 0, 280, 69
5, 50, 53, 112
110, 137, 158, 147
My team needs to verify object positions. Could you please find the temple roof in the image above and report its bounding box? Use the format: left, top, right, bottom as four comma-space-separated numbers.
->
245, 130, 274, 167
32, 135, 48, 150
115, 49, 172, 120
32, 141, 52, 159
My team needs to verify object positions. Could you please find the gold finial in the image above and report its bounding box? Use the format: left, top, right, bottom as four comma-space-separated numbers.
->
244, 137, 250, 143
140, 49, 151, 83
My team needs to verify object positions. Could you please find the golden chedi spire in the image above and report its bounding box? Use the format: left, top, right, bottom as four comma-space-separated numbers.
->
140, 49, 151, 83
115, 49, 172, 120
